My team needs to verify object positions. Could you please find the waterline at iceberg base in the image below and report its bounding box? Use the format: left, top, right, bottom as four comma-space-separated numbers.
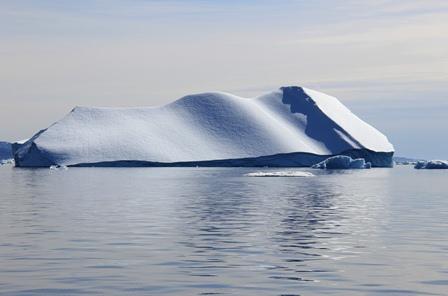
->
71, 149, 393, 168
13, 86, 394, 168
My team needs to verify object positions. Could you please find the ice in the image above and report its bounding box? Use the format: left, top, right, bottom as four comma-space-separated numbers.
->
349, 158, 367, 169
14, 86, 394, 168
1, 159, 14, 166
414, 161, 426, 169
0, 141, 12, 161
245, 171, 314, 177
49, 165, 68, 170
414, 160, 448, 170
394, 156, 421, 165
312, 155, 371, 169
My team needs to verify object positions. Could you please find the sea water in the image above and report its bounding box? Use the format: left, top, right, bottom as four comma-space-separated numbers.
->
0, 166, 447, 295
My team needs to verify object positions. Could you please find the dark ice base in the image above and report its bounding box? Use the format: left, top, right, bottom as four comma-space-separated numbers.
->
70, 149, 393, 168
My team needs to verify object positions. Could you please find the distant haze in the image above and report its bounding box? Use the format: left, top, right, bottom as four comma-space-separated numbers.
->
0, 0, 447, 159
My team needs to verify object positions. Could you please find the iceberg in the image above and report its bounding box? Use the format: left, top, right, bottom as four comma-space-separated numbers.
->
414, 160, 448, 170
312, 155, 371, 169
0, 141, 12, 162
13, 86, 394, 168
393, 156, 422, 165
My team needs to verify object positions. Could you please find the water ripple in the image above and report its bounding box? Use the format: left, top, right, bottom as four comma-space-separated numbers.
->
0, 166, 447, 295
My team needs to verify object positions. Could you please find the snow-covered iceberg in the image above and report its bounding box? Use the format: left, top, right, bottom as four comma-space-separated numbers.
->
14, 86, 394, 168
414, 160, 448, 170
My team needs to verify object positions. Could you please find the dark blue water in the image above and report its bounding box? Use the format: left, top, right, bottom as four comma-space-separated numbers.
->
0, 165, 447, 295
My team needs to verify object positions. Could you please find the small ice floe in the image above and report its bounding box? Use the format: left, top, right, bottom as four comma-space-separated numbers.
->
393, 156, 419, 166
0, 159, 14, 166
49, 164, 68, 171
312, 155, 371, 170
414, 160, 448, 170
245, 171, 314, 177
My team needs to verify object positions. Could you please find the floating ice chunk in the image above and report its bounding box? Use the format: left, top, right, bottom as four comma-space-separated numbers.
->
49, 165, 68, 170
414, 160, 448, 170
245, 171, 314, 177
312, 155, 371, 169
1, 159, 14, 165
349, 158, 367, 169
394, 156, 421, 165
1, 159, 14, 166
324, 155, 350, 169
414, 161, 426, 169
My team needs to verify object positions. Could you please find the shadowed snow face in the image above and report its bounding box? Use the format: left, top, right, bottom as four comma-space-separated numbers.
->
281, 86, 363, 152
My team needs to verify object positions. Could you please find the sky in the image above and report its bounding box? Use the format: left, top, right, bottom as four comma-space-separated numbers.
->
0, 0, 447, 159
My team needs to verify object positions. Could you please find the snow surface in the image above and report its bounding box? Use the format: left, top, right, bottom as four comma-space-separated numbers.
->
414, 160, 448, 169
245, 171, 314, 177
312, 155, 371, 169
14, 86, 394, 167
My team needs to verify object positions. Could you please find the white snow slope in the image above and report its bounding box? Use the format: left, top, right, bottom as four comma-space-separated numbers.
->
14, 86, 394, 167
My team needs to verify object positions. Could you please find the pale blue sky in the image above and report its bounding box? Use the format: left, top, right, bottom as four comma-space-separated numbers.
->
0, 0, 447, 159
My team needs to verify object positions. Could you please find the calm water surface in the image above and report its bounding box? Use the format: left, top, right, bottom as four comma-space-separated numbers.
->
0, 165, 447, 295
